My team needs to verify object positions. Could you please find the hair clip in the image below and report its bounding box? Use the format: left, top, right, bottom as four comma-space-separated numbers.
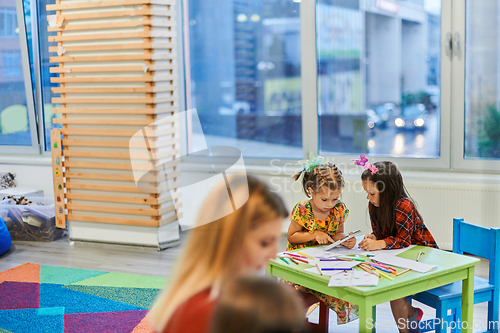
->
352, 154, 378, 175
298, 153, 324, 173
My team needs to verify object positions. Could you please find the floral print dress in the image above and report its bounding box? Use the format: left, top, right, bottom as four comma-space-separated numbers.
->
285, 200, 359, 325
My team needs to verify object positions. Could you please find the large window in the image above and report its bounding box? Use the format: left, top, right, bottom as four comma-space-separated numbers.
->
188, 0, 302, 159
3, 0, 500, 172
317, 0, 441, 158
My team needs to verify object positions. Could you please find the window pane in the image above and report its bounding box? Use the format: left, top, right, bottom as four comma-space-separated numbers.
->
464, 1, 500, 159
188, 0, 302, 158
317, 0, 441, 158
0, 4, 32, 146
37, 0, 60, 151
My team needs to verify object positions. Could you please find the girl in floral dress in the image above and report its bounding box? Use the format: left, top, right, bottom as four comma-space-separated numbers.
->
286, 160, 359, 325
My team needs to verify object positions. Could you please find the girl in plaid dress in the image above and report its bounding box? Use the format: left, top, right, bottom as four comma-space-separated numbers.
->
358, 160, 438, 333
286, 161, 359, 325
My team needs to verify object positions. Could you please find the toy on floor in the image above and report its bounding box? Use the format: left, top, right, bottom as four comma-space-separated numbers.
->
0, 217, 12, 255
0, 172, 15, 189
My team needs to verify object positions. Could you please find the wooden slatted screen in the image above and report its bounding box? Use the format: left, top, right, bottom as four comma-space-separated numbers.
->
47, 0, 181, 234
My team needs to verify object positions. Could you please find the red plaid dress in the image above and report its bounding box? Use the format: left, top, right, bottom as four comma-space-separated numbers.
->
371, 198, 438, 249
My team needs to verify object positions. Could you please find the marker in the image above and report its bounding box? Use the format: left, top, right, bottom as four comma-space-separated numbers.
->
370, 263, 391, 274
284, 252, 308, 259
336, 257, 354, 262
360, 264, 380, 277
290, 257, 308, 264
373, 268, 394, 281
416, 251, 424, 262
315, 264, 323, 276
337, 257, 365, 262
370, 262, 396, 273
297, 251, 314, 259
279, 257, 290, 265
322, 268, 353, 271
366, 254, 375, 257
372, 260, 391, 269
319, 259, 343, 261
358, 264, 377, 276
396, 268, 411, 276
288, 257, 300, 265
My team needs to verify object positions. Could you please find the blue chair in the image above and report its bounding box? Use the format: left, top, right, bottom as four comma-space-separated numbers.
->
0, 217, 12, 256
410, 218, 500, 333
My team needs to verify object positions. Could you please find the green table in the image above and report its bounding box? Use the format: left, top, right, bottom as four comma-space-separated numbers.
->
267, 246, 480, 333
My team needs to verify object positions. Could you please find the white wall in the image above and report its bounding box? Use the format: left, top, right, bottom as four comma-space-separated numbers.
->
4, 160, 500, 251
183, 165, 500, 251
0, 162, 53, 198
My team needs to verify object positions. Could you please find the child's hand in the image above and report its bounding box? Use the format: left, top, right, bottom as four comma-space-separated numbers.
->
363, 234, 377, 241
314, 231, 334, 245
358, 238, 386, 251
342, 237, 356, 249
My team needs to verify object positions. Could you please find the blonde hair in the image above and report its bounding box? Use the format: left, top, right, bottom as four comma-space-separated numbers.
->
149, 174, 287, 331
210, 276, 306, 333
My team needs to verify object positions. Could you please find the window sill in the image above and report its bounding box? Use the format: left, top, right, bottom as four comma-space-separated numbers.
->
181, 158, 500, 186
0, 155, 52, 166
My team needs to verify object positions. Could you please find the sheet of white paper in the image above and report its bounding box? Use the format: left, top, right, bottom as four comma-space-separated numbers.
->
297, 247, 338, 259
317, 261, 360, 269
296, 241, 416, 258
328, 271, 353, 287
323, 230, 361, 251
357, 245, 416, 256
304, 267, 344, 277
373, 253, 436, 273
351, 270, 379, 286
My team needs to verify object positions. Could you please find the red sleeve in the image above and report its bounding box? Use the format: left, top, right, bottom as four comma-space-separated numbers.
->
380, 199, 415, 249
162, 289, 216, 333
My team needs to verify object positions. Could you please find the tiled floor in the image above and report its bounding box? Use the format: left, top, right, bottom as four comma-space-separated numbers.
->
0, 231, 494, 332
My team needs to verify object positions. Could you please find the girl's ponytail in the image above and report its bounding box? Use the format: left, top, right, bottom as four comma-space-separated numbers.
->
292, 170, 303, 181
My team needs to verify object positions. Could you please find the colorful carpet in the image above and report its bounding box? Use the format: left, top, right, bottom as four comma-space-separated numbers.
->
0, 263, 166, 333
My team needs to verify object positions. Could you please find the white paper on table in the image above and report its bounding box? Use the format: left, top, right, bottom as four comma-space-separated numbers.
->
300, 239, 416, 258
352, 270, 379, 286
373, 253, 436, 273
304, 261, 359, 276
357, 245, 416, 256
297, 243, 362, 258
328, 271, 352, 287
323, 230, 362, 251
317, 261, 360, 269
297, 247, 338, 259
304, 267, 344, 277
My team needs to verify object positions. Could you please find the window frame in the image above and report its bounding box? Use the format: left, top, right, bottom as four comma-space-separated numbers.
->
450, 0, 500, 173
181, 0, 461, 171
0, 0, 40, 155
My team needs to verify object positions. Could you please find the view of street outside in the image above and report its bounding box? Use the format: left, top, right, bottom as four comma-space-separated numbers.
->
189, 0, 443, 159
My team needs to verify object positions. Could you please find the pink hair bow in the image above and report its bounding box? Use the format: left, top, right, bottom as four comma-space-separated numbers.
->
352, 154, 378, 175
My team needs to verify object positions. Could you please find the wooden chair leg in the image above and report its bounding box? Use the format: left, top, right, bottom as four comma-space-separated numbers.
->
318, 301, 329, 333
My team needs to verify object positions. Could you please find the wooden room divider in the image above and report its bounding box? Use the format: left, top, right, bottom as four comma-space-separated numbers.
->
47, 0, 182, 249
